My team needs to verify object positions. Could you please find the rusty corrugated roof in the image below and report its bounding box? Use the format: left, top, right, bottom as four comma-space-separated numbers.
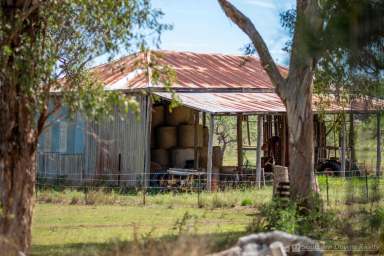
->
155, 92, 285, 114
155, 92, 384, 114
89, 50, 383, 114
90, 50, 287, 91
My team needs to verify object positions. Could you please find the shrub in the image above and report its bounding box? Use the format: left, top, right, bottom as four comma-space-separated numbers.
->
70, 195, 81, 205
240, 198, 253, 206
247, 198, 338, 238
369, 208, 384, 231
210, 194, 236, 208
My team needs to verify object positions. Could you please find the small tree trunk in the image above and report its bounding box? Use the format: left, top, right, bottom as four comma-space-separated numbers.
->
0, 148, 36, 252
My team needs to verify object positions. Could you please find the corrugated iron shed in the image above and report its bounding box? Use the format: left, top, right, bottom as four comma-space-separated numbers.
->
155, 92, 384, 114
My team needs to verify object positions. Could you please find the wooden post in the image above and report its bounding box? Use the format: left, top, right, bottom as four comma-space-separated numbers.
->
376, 112, 382, 176
246, 116, 251, 146
349, 113, 356, 166
144, 96, 152, 189
203, 112, 206, 127
194, 111, 199, 169
340, 118, 346, 177
207, 114, 214, 192
256, 115, 263, 188
237, 114, 243, 170
118, 153, 121, 187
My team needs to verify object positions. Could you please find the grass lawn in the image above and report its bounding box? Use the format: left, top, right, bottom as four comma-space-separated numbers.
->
31, 178, 384, 255
32, 204, 254, 256
31, 188, 272, 256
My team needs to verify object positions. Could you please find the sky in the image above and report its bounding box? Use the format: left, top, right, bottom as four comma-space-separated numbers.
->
151, 0, 295, 66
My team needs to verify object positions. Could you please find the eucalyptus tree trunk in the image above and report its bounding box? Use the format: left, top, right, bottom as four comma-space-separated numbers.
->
0, 83, 37, 252
0, 1, 40, 252
0, 146, 36, 253
218, 0, 322, 206
284, 78, 316, 200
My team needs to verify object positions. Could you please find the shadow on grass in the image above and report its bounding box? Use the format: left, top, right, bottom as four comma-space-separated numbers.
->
31, 231, 246, 256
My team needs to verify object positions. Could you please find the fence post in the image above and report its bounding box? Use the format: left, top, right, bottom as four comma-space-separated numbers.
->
142, 173, 146, 206
197, 173, 202, 208
255, 115, 263, 189
118, 153, 121, 187
326, 174, 329, 206
365, 168, 369, 201
84, 185, 88, 202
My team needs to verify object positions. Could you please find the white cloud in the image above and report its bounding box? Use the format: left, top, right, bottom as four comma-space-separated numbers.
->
244, 0, 276, 9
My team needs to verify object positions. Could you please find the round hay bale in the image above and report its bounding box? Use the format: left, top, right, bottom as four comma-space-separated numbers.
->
178, 125, 203, 148
165, 106, 195, 126
171, 148, 195, 168
151, 149, 169, 167
156, 126, 177, 149
152, 105, 164, 128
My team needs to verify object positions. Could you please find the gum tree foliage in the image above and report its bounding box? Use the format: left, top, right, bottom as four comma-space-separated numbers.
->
0, 0, 170, 252
218, 0, 383, 207
279, 0, 384, 99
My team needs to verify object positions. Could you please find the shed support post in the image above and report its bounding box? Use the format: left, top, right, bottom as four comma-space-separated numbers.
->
376, 112, 382, 176
207, 114, 214, 192
256, 115, 263, 188
144, 96, 152, 187
340, 118, 346, 177
237, 114, 243, 170
194, 111, 200, 169
203, 112, 206, 127
349, 113, 356, 166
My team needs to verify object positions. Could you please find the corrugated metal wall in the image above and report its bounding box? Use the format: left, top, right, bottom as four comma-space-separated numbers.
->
37, 96, 148, 186
37, 108, 85, 179
84, 95, 147, 186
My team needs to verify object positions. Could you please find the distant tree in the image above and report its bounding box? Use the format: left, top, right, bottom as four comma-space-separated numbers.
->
214, 116, 237, 162
0, 0, 169, 252
218, 0, 383, 207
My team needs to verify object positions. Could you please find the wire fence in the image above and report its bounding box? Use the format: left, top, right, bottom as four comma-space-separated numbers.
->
35, 166, 384, 208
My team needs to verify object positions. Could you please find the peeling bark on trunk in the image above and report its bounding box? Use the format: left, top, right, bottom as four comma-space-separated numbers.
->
0, 80, 37, 252
285, 83, 315, 202
0, 2, 40, 251
0, 150, 36, 252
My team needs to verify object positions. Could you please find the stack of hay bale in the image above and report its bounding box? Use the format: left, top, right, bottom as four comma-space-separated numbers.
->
150, 105, 223, 172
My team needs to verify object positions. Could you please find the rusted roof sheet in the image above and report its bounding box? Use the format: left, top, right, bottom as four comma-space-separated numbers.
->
155, 92, 285, 114
90, 51, 287, 91
91, 53, 149, 90
155, 92, 384, 114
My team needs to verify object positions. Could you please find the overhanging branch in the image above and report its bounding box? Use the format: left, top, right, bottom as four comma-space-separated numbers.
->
218, 0, 286, 92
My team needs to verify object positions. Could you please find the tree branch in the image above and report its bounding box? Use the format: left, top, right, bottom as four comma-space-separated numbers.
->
218, 0, 286, 92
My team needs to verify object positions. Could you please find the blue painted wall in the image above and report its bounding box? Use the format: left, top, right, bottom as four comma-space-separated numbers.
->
38, 106, 85, 154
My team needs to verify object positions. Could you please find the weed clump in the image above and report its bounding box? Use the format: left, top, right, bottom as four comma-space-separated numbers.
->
240, 198, 253, 206
247, 198, 338, 239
